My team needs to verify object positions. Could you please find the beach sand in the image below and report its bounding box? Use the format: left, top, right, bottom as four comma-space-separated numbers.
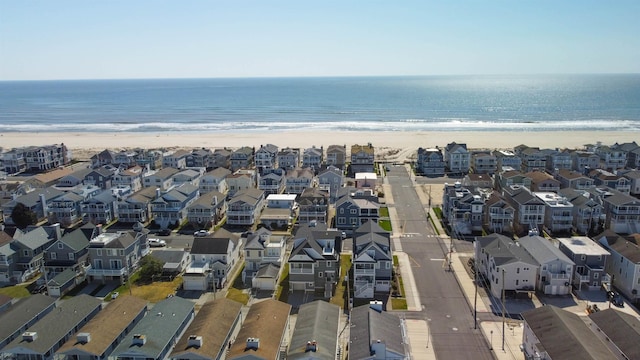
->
1, 130, 637, 161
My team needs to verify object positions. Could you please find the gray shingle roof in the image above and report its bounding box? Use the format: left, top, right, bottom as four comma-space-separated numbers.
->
518, 235, 574, 266
476, 234, 538, 267
0, 294, 56, 345
349, 306, 405, 360
589, 308, 640, 360
288, 300, 340, 360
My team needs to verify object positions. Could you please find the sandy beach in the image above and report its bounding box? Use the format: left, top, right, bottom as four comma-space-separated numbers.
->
1, 130, 638, 161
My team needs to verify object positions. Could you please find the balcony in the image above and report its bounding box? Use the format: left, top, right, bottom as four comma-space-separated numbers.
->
354, 268, 375, 275
289, 267, 313, 274
548, 273, 570, 280
87, 267, 127, 277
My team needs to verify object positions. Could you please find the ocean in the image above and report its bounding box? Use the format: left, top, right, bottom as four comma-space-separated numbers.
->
1, 74, 639, 133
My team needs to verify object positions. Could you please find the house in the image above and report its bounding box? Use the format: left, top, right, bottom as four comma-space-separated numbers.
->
288, 224, 342, 296
47, 191, 85, 227
172, 168, 204, 188
589, 308, 640, 360
230, 146, 254, 171
3, 144, 69, 174
277, 147, 300, 170
502, 185, 546, 236
110, 296, 195, 360
82, 190, 118, 225
297, 187, 329, 225
26, 168, 75, 189
335, 195, 380, 233
287, 300, 340, 360
350, 144, 375, 175
242, 228, 285, 287
533, 192, 573, 234
83, 166, 117, 190
255, 144, 279, 174
615, 141, 640, 168
86, 231, 142, 284
515, 145, 547, 173
56, 168, 92, 188
2, 187, 65, 225
43, 224, 95, 281
134, 149, 163, 170
317, 166, 344, 203
325, 145, 346, 170
1, 295, 102, 360
545, 148, 573, 172
186, 190, 225, 227
226, 188, 265, 227
56, 296, 148, 360
521, 305, 616, 360
525, 171, 560, 193
1, 148, 27, 174
470, 150, 497, 174
443, 142, 470, 175
186, 148, 212, 168
199, 167, 231, 194
150, 249, 190, 276
461, 173, 493, 189
170, 298, 243, 360
483, 191, 515, 234
113, 150, 139, 169
441, 182, 484, 235
493, 150, 522, 173
557, 236, 610, 291
554, 169, 594, 190
595, 144, 627, 171
150, 184, 200, 229
142, 167, 180, 190
558, 188, 603, 235
258, 168, 285, 195
349, 303, 406, 360
354, 172, 377, 189
46, 268, 83, 298
0, 294, 56, 350
210, 148, 232, 169
518, 233, 575, 295
590, 169, 631, 194
619, 169, 640, 196
352, 221, 392, 299
8, 226, 61, 283
285, 167, 314, 194
227, 299, 291, 360
227, 169, 257, 197
474, 233, 538, 298
416, 147, 445, 176
90, 150, 117, 169
183, 229, 241, 290
495, 170, 532, 192
116, 186, 157, 224
302, 146, 323, 172
596, 230, 640, 302
111, 166, 145, 193
570, 150, 600, 172
162, 149, 190, 169
599, 188, 640, 233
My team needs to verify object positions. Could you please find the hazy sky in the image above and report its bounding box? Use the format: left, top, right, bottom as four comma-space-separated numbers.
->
1, 1, 639, 80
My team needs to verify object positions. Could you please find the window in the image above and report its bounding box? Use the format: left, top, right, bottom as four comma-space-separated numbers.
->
58, 243, 64, 249
119, 249, 124, 256
594, 273, 599, 279
516, 279, 519, 285
50, 252, 57, 260
517, 268, 520, 274
326, 261, 332, 267
68, 253, 74, 260
581, 255, 586, 261
350, 209, 357, 215
319, 272, 323, 278
339, 208, 344, 214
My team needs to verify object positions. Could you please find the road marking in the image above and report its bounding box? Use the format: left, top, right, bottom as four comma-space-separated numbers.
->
431, 258, 445, 261
408, 255, 421, 267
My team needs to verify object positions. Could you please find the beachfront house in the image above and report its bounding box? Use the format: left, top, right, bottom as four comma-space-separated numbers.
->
150, 184, 200, 229
557, 236, 610, 291
186, 148, 212, 168
474, 233, 538, 298
210, 147, 232, 169
596, 230, 640, 303
90, 149, 116, 168
416, 147, 445, 177
444, 142, 470, 176
288, 224, 342, 296
326, 144, 347, 170
470, 150, 497, 174
350, 143, 375, 175
352, 221, 392, 299
226, 188, 265, 227
162, 149, 190, 169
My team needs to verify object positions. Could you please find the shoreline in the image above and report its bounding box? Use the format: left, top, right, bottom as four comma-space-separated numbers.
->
1, 130, 638, 161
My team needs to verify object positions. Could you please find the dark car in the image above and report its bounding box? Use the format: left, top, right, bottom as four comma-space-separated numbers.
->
157, 229, 172, 236
31, 284, 47, 294
607, 290, 624, 307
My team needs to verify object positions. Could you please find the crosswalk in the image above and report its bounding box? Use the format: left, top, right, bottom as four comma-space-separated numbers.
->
400, 233, 439, 238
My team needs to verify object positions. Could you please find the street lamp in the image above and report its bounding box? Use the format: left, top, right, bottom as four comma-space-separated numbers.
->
490, 330, 493, 350
426, 318, 432, 348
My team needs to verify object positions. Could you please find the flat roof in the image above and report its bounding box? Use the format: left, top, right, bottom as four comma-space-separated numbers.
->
266, 194, 297, 201
557, 237, 610, 256
355, 173, 377, 179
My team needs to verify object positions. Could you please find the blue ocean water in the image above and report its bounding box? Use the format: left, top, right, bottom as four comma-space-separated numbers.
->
0, 74, 639, 133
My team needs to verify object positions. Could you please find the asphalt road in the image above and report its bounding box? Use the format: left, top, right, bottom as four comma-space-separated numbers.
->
387, 165, 494, 359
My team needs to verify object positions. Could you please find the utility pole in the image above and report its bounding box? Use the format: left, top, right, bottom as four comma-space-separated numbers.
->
502, 268, 506, 352
474, 256, 478, 329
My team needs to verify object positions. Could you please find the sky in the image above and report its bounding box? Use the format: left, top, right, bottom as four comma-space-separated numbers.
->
1, 1, 639, 80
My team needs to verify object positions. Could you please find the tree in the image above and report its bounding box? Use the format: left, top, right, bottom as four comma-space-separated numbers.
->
11, 203, 37, 229
137, 256, 165, 283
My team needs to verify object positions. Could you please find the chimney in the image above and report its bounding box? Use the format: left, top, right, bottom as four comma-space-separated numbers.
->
369, 300, 383, 312
305, 340, 318, 352
39, 193, 48, 218
187, 335, 203, 348
246, 337, 260, 350
77, 333, 91, 344
156, 188, 161, 199
132, 334, 146, 346
22, 332, 38, 342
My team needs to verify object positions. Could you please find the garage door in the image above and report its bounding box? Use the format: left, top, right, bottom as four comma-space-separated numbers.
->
291, 281, 306, 291
183, 277, 207, 291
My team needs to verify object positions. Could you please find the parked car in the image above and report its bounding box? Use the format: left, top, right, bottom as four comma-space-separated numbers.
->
157, 229, 172, 236
608, 291, 624, 307
148, 238, 167, 247
31, 284, 47, 294
194, 230, 210, 237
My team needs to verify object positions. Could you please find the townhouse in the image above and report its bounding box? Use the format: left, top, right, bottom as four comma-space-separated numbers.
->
0, 294, 56, 350
352, 221, 392, 299
589, 308, 640, 360
183, 229, 241, 290
557, 236, 610, 291
302, 146, 323, 172
518, 233, 575, 295
349, 303, 406, 360
185, 148, 212, 168
596, 230, 640, 302
416, 147, 445, 177
545, 148, 573, 172
287, 300, 340, 360
226, 188, 265, 227
150, 184, 200, 229
210, 148, 232, 169
595, 144, 627, 171
443, 142, 469, 175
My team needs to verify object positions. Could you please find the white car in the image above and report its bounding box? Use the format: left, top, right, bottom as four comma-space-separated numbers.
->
148, 238, 166, 247
194, 230, 210, 237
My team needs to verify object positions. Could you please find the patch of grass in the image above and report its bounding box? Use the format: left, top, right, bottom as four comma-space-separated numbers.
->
0, 284, 30, 298
275, 263, 290, 303
398, 273, 405, 297
428, 215, 441, 236
330, 254, 352, 308
391, 298, 407, 310
226, 288, 250, 305
393, 255, 398, 267
378, 219, 392, 232
379, 207, 389, 218
126, 277, 182, 303
433, 206, 443, 219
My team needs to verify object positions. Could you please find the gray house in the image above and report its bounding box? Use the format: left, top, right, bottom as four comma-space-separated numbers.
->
82, 189, 118, 225
86, 231, 142, 284
352, 221, 392, 299
317, 166, 344, 203
349, 304, 406, 360
334, 195, 380, 234
1, 295, 102, 360
287, 300, 340, 360
9, 226, 61, 283
0, 294, 56, 350
2, 187, 65, 225
557, 236, 610, 291
518, 234, 575, 295
288, 224, 342, 297
110, 296, 195, 360
589, 308, 640, 360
